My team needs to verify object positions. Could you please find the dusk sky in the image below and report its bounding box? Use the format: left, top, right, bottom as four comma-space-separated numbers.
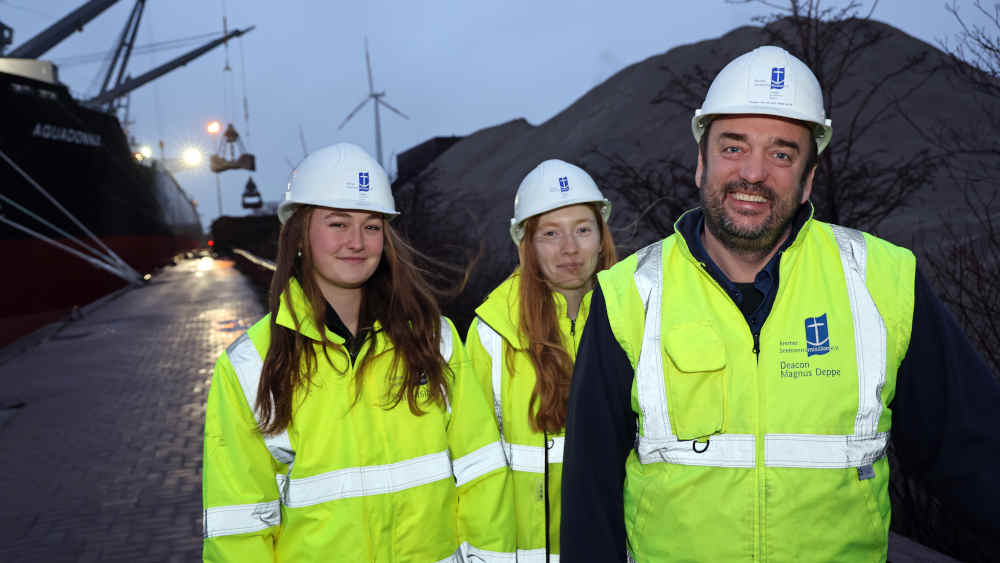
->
3, 0, 992, 229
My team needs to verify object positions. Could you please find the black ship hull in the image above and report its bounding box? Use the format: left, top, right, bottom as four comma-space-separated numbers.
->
0, 68, 202, 347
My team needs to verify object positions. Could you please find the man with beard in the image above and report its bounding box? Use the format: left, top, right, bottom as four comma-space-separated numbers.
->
560, 46, 1000, 562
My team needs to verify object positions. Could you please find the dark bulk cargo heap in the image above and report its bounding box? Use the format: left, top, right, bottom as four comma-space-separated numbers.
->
0, 0, 253, 347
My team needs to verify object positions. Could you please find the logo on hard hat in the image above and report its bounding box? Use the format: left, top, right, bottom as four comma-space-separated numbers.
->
359, 172, 370, 192
770, 67, 785, 90
558, 176, 570, 192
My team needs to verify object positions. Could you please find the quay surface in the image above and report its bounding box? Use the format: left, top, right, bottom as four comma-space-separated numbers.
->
0, 255, 263, 562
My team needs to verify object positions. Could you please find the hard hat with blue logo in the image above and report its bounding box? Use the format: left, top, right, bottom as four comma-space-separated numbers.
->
509, 159, 612, 244
278, 142, 398, 224
692, 45, 833, 154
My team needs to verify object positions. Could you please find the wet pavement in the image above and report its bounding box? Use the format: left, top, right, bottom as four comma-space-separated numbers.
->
0, 255, 264, 562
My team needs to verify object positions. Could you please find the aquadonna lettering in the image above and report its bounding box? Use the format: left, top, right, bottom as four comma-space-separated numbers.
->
805, 313, 831, 357
770, 67, 785, 90
358, 171, 370, 192
32, 123, 102, 147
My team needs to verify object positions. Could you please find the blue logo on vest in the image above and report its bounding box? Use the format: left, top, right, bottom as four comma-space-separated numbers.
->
558, 176, 570, 192
359, 171, 370, 192
771, 67, 785, 90
805, 314, 830, 356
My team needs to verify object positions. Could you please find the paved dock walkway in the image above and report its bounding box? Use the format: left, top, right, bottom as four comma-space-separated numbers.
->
0, 255, 264, 562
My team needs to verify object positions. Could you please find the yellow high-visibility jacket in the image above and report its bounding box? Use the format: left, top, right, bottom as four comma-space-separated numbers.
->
600, 217, 914, 561
203, 278, 515, 562
466, 274, 591, 563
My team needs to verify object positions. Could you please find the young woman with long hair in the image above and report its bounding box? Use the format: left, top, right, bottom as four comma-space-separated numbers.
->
465, 159, 616, 562
203, 143, 514, 562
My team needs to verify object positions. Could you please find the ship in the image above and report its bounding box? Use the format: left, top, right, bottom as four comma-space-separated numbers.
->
0, 0, 253, 347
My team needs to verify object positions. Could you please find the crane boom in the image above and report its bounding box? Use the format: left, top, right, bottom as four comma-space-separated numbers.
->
9, 0, 121, 59
87, 25, 255, 107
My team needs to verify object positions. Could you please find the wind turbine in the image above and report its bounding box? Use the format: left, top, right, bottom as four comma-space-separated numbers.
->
338, 38, 408, 167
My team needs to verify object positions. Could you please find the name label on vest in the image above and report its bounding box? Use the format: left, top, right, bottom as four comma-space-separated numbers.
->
779, 360, 842, 380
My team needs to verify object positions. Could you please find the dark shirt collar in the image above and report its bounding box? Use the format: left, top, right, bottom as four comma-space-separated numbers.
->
676, 203, 811, 284
324, 302, 354, 341
675, 204, 811, 329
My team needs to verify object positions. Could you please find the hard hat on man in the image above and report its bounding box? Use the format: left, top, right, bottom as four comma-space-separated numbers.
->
278, 142, 397, 224
509, 159, 612, 244
692, 45, 833, 154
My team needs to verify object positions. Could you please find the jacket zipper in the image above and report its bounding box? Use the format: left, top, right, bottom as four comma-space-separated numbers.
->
687, 252, 768, 560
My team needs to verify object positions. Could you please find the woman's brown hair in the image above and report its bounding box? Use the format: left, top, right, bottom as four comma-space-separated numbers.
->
515, 202, 616, 433
255, 206, 450, 435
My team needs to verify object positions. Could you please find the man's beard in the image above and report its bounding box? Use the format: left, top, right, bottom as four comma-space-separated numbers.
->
700, 172, 804, 256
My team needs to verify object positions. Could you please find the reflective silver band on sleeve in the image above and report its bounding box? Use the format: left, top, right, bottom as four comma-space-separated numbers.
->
283, 450, 453, 508
225, 333, 295, 466
453, 441, 507, 487
203, 499, 280, 538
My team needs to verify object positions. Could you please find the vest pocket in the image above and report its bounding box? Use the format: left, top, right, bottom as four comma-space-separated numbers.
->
663, 321, 727, 440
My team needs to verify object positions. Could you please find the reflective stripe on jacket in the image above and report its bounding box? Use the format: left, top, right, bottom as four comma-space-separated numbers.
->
598, 215, 915, 562
466, 273, 591, 562
203, 277, 515, 562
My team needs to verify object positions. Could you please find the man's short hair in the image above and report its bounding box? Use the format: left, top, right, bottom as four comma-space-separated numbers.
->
697, 118, 819, 185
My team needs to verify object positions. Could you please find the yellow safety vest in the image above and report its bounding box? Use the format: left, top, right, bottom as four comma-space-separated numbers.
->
467, 274, 591, 563
599, 215, 915, 562
203, 278, 516, 562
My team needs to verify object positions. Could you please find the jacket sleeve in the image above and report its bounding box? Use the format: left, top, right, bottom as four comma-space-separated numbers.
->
445, 318, 516, 560
561, 284, 635, 562
891, 268, 1000, 543
202, 349, 283, 562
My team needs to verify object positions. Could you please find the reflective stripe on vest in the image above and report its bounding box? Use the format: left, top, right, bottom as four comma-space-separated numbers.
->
476, 320, 565, 472
633, 225, 888, 468
453, 440, 508, 487
206, 317, 460, 537
281, 450, 453, 508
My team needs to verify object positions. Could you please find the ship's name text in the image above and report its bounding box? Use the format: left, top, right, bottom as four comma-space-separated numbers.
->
32, 123, 102, 147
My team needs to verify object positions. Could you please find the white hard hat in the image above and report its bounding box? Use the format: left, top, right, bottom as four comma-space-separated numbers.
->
509, 159, 611, 244
277, 142, 397, 224
692, 46, 833, 154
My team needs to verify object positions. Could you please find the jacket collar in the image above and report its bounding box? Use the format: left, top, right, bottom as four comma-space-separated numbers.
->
275, 277, 387, 349
475, 272, 593, 350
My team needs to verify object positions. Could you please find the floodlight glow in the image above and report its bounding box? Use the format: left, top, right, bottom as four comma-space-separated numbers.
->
182, 147, 202, 167
139, 145, 153, 158
206, 121, 222, 134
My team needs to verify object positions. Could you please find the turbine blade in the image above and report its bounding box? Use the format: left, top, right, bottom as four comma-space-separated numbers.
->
338, 97, 371, 130
364, 37, 375, 94
378, 98, 408, 120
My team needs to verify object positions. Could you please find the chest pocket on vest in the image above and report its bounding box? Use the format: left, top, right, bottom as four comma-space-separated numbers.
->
663, 322, 727, 440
